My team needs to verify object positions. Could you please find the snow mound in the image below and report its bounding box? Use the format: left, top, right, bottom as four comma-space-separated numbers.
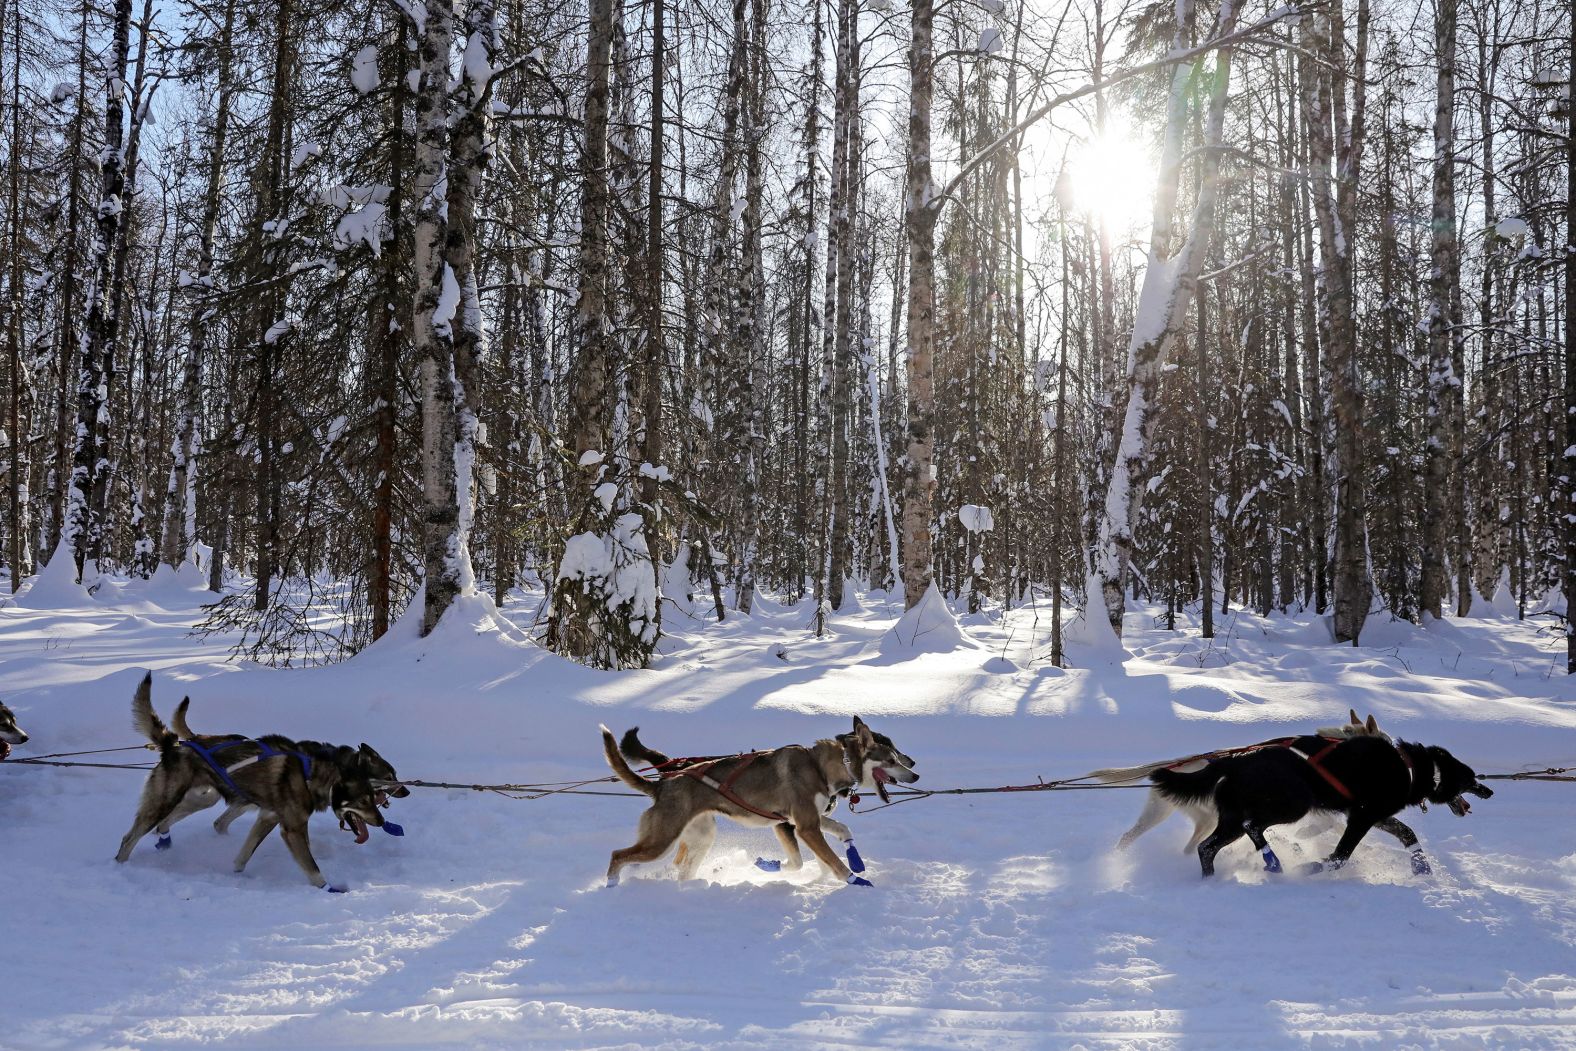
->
16, 542, 90, 609
1060, 577, 1128, 663
129, 561, 213, 611
878, 582, 983, 655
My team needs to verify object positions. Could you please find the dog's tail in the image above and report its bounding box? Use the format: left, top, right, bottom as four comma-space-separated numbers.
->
1088, 759, 1179, 784
602, 726, 658, 797
131, 673, 176, 752
618, 726, 673, 768
1150, 763, 1227, 804
172, 697, 196, 739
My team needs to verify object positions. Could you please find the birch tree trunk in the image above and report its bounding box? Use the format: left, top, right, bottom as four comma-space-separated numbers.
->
1299, 0, 1372, 643
6, 0, 26, 590
1564, 5, 1576, 671
443, 0, 499, 607
640, 0, 666, 515
161, 0, 237, 571
1421, 0, 1458, 621
412, 0, 459, 634
1092, 0, 1241, 635
62, 0, 132, 579
825, 0, 858, 611
735, 0, 768, 613
900, 0, 937, 610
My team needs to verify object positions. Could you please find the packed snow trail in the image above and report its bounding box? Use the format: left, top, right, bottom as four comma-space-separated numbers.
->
3, 573, 1576, 1049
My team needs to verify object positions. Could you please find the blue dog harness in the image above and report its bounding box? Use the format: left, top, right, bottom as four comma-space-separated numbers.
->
181, 738, 313, 802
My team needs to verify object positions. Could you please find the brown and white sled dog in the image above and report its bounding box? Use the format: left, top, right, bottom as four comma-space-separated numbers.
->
114, 674, 405, 891
600, 717, 918, 887
1093, 710, 1391, 853
0, 699, 29, 759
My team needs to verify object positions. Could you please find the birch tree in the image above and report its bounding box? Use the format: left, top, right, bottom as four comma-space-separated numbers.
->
1092, 0, 1242, 635
1421, 0, 1460, 621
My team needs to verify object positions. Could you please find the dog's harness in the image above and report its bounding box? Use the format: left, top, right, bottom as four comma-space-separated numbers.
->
672, 751, 786, 822
182, 738, 313, 803
1286, 737, 1420, 802
1287, 738, 1355, 802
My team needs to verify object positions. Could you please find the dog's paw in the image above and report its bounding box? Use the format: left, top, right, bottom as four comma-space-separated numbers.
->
1410, 850, 1433, 876
754, 857, 783, 872
1299, 861, 1324, 875
1261, 848, 1282, 874
605, 876, 619, 889
155, 835, 172, 851
843, 841, 866, 873
324, 883, 349, 894
845, 874, 874, 888
382, 821, 405, 837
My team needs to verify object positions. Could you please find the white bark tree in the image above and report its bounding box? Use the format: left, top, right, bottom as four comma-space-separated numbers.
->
1092, 0, 1242, 635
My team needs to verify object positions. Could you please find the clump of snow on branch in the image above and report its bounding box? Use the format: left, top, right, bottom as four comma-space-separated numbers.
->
959, 504, 994, 533
351, 45, 380, 94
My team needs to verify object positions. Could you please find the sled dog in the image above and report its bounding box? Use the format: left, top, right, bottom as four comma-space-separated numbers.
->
155, 696, 409, 841
1152, 733, 1492, 876
601, 717, 918, 887
114, 674, 405, 890
0, 700, 29, 759
1094, 710, 1390, 853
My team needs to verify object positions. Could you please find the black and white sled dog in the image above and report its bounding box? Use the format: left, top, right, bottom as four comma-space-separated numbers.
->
1092, 710, 1390, 854
1151, 731, 1493, 877
115, 674, 408, 891
601, 717, 918, 888
0, 699, 29, 759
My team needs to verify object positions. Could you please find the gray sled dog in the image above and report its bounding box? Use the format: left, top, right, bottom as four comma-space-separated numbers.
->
115, 674, 405, 890
0, 699, 29, 759
600, 716, 918, 887
153, 697, 409, 841
1092, 710, 1391, 852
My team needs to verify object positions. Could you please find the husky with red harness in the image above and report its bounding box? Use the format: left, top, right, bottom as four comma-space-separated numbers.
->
1151, 732, 1494, 878
1093, 710, 1391, 854
599, 717, 918, 888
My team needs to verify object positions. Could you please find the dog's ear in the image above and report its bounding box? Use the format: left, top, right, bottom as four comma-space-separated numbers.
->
1365, 714, 1378, 734
851, 716, 874, 745
1349, 709, 1360, 726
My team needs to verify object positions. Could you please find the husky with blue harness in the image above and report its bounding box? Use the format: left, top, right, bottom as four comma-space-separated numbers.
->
159, 696, 408, 841
114, 673, 407, 891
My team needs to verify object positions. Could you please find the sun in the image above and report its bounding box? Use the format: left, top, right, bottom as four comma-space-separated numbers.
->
1066, 124, 1157, 232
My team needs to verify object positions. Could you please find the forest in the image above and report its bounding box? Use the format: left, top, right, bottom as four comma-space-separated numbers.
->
0, 0, 1573, 670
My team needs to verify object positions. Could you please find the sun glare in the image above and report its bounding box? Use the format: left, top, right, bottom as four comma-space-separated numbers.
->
1066, 126, 1156, 232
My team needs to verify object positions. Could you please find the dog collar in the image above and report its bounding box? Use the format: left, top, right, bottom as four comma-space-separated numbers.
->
837, 739, 863, 802
1395, 744, 1414, 787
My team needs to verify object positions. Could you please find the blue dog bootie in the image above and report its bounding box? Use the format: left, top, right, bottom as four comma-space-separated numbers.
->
846, 873, 874, 888
382, 821, 404, 837
1410, 849, 1432, 876
1261, 846, 1282, 874
155, 834, 173, 851
754, 857, 783, 872
843, 840, 866, 874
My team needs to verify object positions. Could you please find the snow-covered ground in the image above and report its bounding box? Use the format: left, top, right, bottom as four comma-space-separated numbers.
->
3, 569, 1576, 1049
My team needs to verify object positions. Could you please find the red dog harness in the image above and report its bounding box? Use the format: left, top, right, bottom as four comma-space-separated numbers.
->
671, 751, 786, 822
1288, 739, 1355, 802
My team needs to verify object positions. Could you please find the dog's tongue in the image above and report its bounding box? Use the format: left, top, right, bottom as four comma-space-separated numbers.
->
348, 813, 370, 844
1448, 796, 1472, 816
872, 767, 892, 803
